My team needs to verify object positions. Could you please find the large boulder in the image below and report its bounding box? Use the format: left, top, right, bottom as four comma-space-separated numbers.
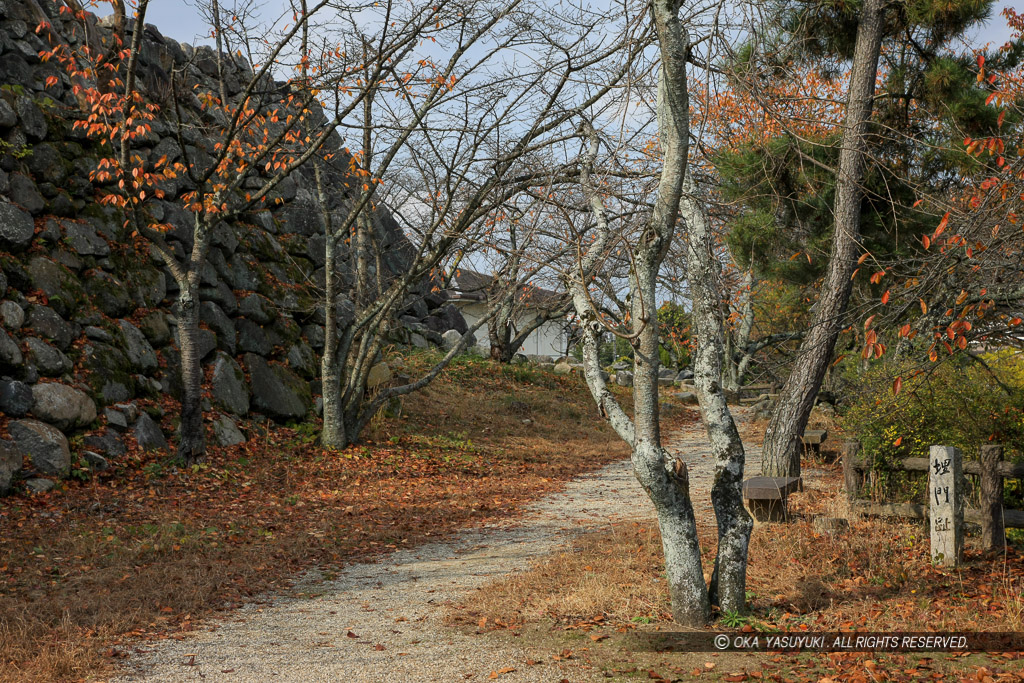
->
210, 352, 249, 416
63, 220, 110, 257
31, 383, 97, 430
25, 305, 74, 350
0, 300, 24, 329
286, 341, 317, 379
79, 342, 134, 404
138, 311, 172, 347
441, 329, 463, 351
0, 202, 34, 248
82, 428, 126, 458
0, 328, 22, 372
553, 362, 573, 375
132, 413, 168, 452
0, 379, 33, 417
118, 320, 158, 374
27, 256, 87, 318
615, 371, 633, 387
366, 362, 392, 390
9, 419, 70, 477
24, 337, 72, 377
238, 293, 275, 325
244, 353, 311, 421
85, 271, 135, 318
200, 301, 236, 354
236, 318, 272, 356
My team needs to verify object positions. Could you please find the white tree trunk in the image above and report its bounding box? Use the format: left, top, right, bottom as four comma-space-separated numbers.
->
680, 174, 753, 614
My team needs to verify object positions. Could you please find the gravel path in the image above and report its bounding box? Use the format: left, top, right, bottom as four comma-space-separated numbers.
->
114, 411, 774, 683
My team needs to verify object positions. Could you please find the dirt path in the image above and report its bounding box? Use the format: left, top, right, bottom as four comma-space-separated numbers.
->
114, 412, 776, 683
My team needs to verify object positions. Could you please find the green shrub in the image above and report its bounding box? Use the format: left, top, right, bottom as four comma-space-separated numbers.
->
841, 351, 1024, 508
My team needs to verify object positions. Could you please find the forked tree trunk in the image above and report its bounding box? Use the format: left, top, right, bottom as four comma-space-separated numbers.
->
680, 174, 753, 614
176, 282, 205, 464
762, 0, 885, 477
631, 251, 711, 626
567, 0, 722, 625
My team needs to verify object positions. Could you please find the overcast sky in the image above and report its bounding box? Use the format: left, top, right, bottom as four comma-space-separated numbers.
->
144, 0, 1018, 50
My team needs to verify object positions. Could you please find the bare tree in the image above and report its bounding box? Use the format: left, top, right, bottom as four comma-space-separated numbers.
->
561, 0, 752, 624
308, 0, 646, 447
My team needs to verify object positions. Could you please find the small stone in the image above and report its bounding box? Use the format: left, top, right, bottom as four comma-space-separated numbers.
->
82, 451, 109, 471
104, 407, 129, 432
112, 403, 140, 422
616, 371, 633, 387
84, 325, 112, 342
25, 478, 55, 493
82, 429, 126, 458
812, 516, 849, 535
211, 415, 246, 446
553, 362, 573, 375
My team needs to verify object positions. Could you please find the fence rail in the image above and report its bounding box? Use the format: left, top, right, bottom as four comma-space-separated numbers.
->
842, 441, 1023, 544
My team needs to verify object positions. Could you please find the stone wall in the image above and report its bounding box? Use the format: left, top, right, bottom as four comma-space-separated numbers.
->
0, 0, 467, 493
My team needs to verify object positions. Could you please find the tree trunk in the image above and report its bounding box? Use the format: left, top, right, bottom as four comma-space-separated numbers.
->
762, 0, 885, 477
176, 284, 205, 464
681, 174, 753, 614
316, 163, 350, 449
488, 313, 514, 363
631, 249, 712, 626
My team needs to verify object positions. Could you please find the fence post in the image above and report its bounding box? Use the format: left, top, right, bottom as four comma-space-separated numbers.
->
842, 440, 861, 503
979, 444, 1006, 552
929, 445, 963, 567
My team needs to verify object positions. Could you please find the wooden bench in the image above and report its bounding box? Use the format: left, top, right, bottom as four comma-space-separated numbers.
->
801, 429, 828, 459
743, 476, 802, 522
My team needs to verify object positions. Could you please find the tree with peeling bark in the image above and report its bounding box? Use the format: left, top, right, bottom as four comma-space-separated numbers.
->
560, 0, 752, 624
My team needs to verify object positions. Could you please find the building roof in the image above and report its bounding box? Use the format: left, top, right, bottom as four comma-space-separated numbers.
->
447, 268, 564, 311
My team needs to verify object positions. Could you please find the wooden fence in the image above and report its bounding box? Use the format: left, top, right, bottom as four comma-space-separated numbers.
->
842, 441, 1024, 550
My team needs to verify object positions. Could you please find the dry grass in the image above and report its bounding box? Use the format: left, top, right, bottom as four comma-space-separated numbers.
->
457, 455, 1024, 679
0, 353, 655, 683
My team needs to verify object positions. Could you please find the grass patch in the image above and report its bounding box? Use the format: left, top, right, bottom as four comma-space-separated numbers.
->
453, 462, 1024, 680
0, 356, 658, 682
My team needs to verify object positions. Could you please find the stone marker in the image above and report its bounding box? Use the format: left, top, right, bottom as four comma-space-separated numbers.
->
929, 445, 963, 567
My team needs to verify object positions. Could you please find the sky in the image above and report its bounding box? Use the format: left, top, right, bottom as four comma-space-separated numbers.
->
143, 0, 1019, 50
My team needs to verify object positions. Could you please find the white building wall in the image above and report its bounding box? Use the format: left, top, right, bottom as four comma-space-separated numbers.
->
454, 302, 564, 358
